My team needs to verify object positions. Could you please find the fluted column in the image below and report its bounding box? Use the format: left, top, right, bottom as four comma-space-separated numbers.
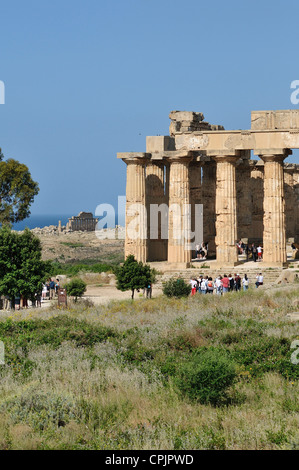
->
146, 161, 168, 261
123, 154, 149, 263
258, 150, 290, 265
210, 153, 240, 266
167, 152, 193, 264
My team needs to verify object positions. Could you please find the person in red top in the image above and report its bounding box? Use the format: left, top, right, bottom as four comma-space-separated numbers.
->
221, 275, 230, 293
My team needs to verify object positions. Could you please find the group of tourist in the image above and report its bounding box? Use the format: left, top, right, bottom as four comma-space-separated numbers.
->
42, 278, 60, 301
189, 272, 264, 296
194, 241, 263, 262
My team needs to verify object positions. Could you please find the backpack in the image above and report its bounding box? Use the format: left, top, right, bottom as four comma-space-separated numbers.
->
208, 281, 213, 288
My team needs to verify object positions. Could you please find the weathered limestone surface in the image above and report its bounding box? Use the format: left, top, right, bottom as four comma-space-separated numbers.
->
167, 153, 192, 264
259, 151, 288, 265
66, 212, 98, 232
123, 155, 148, 263
211, 154, 239, 265
118, 110, 299, 267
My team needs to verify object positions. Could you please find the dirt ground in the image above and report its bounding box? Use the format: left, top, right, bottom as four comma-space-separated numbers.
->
37, 230, 124, 264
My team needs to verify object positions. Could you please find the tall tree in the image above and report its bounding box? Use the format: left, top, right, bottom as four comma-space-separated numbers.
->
0, 226, 47, 303
0, 149, 39, 225
115, 255, 153, 299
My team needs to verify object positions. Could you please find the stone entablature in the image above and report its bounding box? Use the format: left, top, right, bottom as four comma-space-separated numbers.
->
118, 110, 299, 267
66, 212, 98, 232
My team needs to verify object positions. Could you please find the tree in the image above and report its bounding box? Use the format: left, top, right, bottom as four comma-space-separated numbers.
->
0, 150, 39, 225
115, 255, 153, 299
0, 226, 47, 303
162, 277, 192, 298
64, 278, 87, 302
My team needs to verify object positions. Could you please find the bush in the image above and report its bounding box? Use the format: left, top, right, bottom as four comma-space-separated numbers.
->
64, 278, 87, 302
175, 348, 237, 405
162, 278, 191, 298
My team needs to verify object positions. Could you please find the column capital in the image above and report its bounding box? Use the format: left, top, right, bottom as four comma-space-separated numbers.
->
206, 149, 242, 163
117, 152, 151, 165
163, 150, 197, 164
254, 148, 292, 162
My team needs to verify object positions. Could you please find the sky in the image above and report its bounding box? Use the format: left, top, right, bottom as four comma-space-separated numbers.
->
0, 0, 299, 217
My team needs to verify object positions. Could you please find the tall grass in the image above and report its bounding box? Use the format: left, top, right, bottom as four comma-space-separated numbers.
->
0, 284, 298, 449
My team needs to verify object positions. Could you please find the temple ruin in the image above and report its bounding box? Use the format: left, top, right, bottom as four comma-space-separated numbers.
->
66, 212, 98, 232
118, 110, 299, 267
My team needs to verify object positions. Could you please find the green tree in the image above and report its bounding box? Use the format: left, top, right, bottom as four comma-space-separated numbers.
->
0, 151, 39, 225
115, 255, 153, 299
0, 226, 47, 303
65, 278, 87, 302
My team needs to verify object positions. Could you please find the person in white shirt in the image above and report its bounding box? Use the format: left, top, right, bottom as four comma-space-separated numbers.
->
257, 245, 262, 261
255, 273, 263, 288
242, 274, 249, 291
200, 278, 207, 294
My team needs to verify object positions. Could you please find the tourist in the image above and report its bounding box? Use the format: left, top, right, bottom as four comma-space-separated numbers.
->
257, 245, 263, 261
15, 294, 21, 311
252, 243, 257, 262
200, 277, 207, 294
234, 273, 241, 291
215, 276, 222, 295
146, 282, 152, 298
35, 291, 42, 307
49, 278, 55, 299
42, 283, 48, 301
242, 274, 249, 291
221, 274, 230, 294
55, 278, 60, 295
255, 272, 264, 288
228, 274, 234, 292
197, 276, 203, 293
190, 278, 197, 296
195, 243, 200, 259
207, 277, 214, 294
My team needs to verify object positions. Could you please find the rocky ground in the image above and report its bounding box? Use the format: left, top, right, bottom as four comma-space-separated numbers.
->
32, 227, 125, 264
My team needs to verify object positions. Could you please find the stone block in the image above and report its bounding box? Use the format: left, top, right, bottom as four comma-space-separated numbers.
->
146, 136, 175, 153
251, 110, 299, 130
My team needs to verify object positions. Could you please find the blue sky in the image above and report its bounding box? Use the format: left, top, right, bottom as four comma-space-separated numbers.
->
0, 0, 298, 216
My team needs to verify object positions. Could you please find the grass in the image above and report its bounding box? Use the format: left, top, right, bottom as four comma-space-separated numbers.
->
0, 284, 298, 449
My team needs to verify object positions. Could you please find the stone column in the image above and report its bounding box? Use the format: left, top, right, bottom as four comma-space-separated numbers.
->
258, 150, 291, 266
123, 154, 149, 263
209, 152, 240, 266
167, 152, 193, 265
146, 160, 168, 261
201, 161, 216, 255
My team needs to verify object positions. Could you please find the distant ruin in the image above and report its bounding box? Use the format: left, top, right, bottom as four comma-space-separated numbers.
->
118, 109, 299, 268
66, 212, 98, 232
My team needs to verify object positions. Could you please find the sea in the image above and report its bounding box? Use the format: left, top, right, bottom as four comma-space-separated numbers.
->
12, 215, 73, 231
12, 214, 121, 231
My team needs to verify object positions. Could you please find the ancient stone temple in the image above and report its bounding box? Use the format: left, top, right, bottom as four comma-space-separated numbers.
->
66, 212, 98, 232
117, 110, 299, 267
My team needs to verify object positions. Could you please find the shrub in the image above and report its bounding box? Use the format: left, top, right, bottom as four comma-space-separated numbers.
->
162, 278, 191, 298
64, 278, 87, 302
175, 348, 237, 405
